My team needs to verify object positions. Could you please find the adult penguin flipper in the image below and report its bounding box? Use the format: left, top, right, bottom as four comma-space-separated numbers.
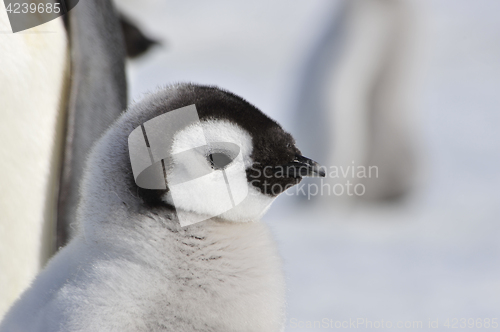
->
57, 0, 128, 248
120, 14, 159, 59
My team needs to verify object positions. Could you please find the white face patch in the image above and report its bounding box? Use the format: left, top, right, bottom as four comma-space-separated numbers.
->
164, 119, 275, 224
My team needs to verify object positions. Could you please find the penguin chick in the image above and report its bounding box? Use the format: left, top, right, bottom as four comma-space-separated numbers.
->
0, 83, 324, 332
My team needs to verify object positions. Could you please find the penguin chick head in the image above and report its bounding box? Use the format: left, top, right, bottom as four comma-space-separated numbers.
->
82, 84, 324, 228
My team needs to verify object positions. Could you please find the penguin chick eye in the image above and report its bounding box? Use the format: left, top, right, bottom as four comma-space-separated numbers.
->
208, 153, 233, 170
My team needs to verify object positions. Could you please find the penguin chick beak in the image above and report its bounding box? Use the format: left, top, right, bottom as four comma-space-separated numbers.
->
275, 155, 326, 178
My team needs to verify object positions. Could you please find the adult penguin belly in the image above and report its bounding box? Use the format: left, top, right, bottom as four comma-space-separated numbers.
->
0, 0, 128, 319
0, 11, 69, 319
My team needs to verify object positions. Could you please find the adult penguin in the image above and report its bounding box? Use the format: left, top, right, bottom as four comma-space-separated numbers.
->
294, 0, 420, 203
0, 0, 127, 318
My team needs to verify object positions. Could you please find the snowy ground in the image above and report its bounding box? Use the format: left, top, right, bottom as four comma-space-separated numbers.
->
116, 0, 500, 330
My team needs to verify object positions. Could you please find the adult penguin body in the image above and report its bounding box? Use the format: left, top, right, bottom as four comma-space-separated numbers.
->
0, 0, 128, 318
0, 4, 69, 318
0, 84, 324, 332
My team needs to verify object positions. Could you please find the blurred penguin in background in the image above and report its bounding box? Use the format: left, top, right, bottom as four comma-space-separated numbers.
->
294, 0, 422, 204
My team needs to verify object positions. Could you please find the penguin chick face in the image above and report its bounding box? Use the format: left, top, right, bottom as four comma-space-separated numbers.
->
163, 119, 266, 222
121, 84, 324, 224
160, 112, 325, 223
